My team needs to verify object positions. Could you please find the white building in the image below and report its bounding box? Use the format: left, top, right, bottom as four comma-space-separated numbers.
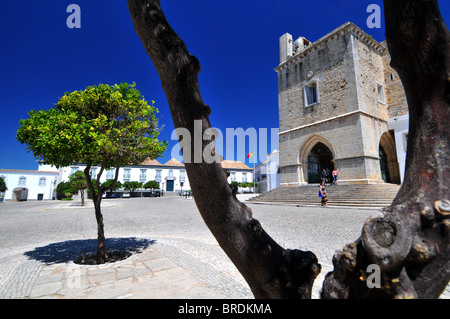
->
255, 150, 281, 193
221, 160, 254, 187
0, 168, 59, 202
0, 158, 253, 201
57, 158, 189, 194
387, 114, 409, 184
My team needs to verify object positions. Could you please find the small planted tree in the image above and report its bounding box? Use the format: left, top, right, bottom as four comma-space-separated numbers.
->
68, 171, 88, 206
101, 179, 123, 197
17, 82, 167, 263
143, 180, 160, 190
56, 181, 74, 200
0, 177, 7, 202
123, 181, 143, 194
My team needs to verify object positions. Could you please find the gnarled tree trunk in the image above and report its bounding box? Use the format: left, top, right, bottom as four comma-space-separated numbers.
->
127, 0, 449, 298
322, 0, 449, 298
127, 0, 320, 299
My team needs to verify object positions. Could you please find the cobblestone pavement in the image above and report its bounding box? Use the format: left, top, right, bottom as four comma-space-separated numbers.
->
0, 195, 448, 299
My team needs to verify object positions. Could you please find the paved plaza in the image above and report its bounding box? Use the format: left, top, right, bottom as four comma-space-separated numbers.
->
0, 195, 447, 299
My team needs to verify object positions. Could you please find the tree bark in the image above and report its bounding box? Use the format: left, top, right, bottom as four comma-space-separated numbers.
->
84, 164, 121, 264
322, 0, 449, 298
127, 0, 449, 298
128, 0, 320, 299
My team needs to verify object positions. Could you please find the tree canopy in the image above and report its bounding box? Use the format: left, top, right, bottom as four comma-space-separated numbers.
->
0, 177, 7, 194
17, 82, 167, 169
17, 82, 167, 264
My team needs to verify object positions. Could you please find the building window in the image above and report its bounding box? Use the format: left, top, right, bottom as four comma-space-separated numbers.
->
19, 176, 27, 186
180, 171, 185, 182
123, 169, 131, 181
242, 173, 247, 182
230, 172, 236, 182
70, 167, 78, 176
377, 82, 386, 104
155, 170, 162, 182
304, 80, 319, 107
168, 170, 173, 178
39, 177, 46, 187
106, 169, 114, 180
139, 169, 147, 181
90, 167, 97, 179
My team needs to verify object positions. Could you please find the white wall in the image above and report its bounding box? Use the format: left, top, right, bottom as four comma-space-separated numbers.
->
255, 150, 280, 193
0, 170, 59, 201
388, 114, 409, 183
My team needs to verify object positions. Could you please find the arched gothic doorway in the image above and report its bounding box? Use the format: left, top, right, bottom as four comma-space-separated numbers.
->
307, 142, 334, 183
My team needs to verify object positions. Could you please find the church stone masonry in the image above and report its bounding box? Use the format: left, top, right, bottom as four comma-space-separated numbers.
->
275, 22, 409, 186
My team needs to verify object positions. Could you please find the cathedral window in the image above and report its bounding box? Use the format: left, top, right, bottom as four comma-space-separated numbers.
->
377, 82, 386, 104
304, 80, 319, 107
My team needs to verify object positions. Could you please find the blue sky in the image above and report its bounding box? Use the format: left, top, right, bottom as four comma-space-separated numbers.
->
1, 1, 449, 170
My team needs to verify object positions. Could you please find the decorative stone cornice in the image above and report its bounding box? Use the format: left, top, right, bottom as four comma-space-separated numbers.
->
278, 110, 387, 136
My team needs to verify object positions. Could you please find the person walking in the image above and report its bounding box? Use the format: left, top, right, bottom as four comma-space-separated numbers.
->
332, 168, 339, 185
321, 169, 327, 184
319, 182, 328, 206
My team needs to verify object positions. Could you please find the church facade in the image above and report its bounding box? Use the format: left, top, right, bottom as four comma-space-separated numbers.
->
275, 22, 409, 186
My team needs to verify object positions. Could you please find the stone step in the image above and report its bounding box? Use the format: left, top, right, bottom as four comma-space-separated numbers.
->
254, 201, 391, 208
249, 183, 401, 208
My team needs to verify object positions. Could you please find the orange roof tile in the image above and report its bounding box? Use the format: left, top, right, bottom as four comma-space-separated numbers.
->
219, 160, 251, 170
164, 158, 184, 167
139, 158, 163, 166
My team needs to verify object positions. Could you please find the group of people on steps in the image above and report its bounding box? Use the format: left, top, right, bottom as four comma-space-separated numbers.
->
318, 168, 340, 207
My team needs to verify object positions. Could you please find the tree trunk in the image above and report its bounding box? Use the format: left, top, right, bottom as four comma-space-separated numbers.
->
94, 197, 107, 264
127, 0, 449, 298
322, 0, 449, 298
80, 189, 85, 206
128, 0, 320, 299
84, 165, 109, 264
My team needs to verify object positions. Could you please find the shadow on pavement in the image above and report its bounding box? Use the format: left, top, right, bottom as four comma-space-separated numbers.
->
24, 237, 155, 265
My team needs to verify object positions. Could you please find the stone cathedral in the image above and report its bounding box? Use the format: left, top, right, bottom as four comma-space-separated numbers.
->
275, 22, 409, 186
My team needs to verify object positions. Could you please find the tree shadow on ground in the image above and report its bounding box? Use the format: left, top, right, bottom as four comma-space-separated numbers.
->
24, 237, 155, 265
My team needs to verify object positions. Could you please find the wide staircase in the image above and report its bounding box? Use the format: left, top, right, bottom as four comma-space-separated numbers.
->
249, 183, 401, 208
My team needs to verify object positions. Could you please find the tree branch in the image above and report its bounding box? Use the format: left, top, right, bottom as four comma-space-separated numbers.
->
127, 0, 321, 298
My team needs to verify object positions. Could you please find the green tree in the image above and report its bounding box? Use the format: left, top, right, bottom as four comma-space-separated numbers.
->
0, 177, 7, 202
143, 180, 160, 190
56, 181, 74, 200
102, 179, 123, 192
0, 177, 7, 193
123, 181, 143, 192
17, 82, 167, 263
68, 171, 88, 206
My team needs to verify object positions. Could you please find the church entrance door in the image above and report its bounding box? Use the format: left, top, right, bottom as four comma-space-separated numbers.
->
307, 143, 334, 183
379, 144, 392, 183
